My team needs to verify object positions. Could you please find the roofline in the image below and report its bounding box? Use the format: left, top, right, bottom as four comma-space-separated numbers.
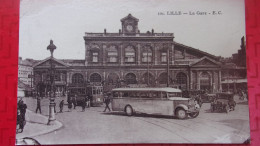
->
173, 41, 219, 60
112, 87, 182, 92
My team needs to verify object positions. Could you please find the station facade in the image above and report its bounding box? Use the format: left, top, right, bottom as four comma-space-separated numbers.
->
32, 14, 247, 96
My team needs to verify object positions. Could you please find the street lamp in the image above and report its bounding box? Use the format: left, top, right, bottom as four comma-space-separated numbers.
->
47, 40, 56, 125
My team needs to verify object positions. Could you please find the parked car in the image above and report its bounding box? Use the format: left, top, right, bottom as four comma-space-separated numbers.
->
210, 92, 236, 113
201, 93, 216, 103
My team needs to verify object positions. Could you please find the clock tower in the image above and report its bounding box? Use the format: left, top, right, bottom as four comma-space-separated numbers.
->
121, 14, 139, 35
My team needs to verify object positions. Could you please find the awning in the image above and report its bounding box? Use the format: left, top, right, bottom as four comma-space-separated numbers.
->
221, 79, 247, 84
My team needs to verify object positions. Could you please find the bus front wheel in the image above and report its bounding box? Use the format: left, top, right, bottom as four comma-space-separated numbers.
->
175, 108, 187, 119
125, 105, 134, 116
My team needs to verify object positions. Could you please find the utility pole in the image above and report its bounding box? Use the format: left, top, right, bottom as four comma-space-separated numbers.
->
167, 47, 170, 87
147, 51, 149, 86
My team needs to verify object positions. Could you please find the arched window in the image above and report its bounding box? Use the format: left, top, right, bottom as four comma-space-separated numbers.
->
125, 46, 135, 63
142, 72, 155, 85
125, 73, 137, 84
158, 72, 168, 84
142, 46, 153, 62
200, 72, 210, 91
107, 73, 119, 84
90, 73, 102, 82
176, 72, 187, 89
107, 45, 118, 63
72, 73, 84, 84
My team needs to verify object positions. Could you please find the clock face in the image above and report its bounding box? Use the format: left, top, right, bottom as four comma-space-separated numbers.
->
126, 25, 133, 32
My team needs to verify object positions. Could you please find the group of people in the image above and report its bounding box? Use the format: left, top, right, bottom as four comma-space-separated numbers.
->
17, 98, 27, 133
67, 94, 91, 112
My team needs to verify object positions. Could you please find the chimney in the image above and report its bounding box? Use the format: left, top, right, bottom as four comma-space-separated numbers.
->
119, 29, 121, 34
104, 29, 107, 34
152, 29, 154, 34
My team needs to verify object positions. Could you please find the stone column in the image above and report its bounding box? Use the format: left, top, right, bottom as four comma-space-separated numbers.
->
196, 71, 200, 90
212, 71, 215, 93
190, 70, 193, 90
137, 44, 141, 65
120, 44, 123, 65
219, 70, 222, 92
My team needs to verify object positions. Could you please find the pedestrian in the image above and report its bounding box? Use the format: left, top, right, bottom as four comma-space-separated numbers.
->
16, 109, 23, 133
18, 100, 27, 133
86, 95, 90, 108
72, 94, 77, 109
67, 96, 72, 112
59, 100, 64, 113
82, 98, 86, 112
103, 93, 111, 112
54, 101, 56, 113
35, 96, 41, 114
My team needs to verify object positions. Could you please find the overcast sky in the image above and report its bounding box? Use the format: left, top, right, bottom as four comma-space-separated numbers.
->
19, 0, 245, 60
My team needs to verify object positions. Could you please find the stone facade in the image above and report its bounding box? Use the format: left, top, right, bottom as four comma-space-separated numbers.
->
32, 14, 246, 96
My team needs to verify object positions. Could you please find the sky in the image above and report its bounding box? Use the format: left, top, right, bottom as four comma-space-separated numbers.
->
19, 0, 245, 60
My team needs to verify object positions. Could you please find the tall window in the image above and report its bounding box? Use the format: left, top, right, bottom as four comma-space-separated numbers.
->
90, 73, 102, 83
108, 73, 119, 84
161, 52, 167, 62
125, 46, 135, 63
142, 46, 153, 62
107, 46, 118, 62
176, 72, 187, 89
72, 73, 84, 84
158, 72, 167, 84
125, 73, 137, 84
200, 72, 210, 91
92, 52, 98, 63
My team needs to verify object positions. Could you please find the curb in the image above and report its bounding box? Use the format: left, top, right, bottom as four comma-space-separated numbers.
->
16, 110, 63, 139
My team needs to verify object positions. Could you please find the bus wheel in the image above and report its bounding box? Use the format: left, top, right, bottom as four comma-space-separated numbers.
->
125, 105, 133, 116
188, 112, 199, 118
176, 108, 187, 119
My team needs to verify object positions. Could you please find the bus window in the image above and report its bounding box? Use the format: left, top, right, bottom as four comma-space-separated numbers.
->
151, 92, 159, 98
140, 92, 149, 98
161, 92, 167, 99
113, 92, 119, 98
168, 92, 182, 97
122, 92, 128, 97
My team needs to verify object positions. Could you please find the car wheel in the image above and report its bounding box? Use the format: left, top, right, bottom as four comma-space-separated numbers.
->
125, 105, 133, 116
188, 112, 199, 118
176, 108, 187, 119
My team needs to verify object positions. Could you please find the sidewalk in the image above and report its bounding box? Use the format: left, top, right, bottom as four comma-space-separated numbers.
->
16, 110, 63, 139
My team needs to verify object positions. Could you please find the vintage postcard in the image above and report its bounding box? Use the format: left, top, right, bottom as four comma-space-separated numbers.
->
16, 0, 250, 144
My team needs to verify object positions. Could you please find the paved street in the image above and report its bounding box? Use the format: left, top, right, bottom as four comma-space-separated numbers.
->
23, 95, 250, 144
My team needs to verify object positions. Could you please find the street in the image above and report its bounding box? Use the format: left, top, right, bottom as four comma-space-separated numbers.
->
23, 96, 250, 144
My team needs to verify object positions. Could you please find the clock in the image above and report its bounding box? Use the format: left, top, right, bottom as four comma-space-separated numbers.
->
126, 25, 134, 32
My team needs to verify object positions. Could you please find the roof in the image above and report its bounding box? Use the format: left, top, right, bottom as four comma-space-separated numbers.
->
174, 41, 220, 61
112, 87, 182, 92
120, 14, 139, 22
33, 57, 70, 68
18, 79, 32, 91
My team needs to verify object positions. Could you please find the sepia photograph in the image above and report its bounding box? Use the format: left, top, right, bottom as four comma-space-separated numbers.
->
16, 0, 249, 144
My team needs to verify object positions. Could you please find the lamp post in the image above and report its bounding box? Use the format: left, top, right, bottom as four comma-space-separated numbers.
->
47, 40, 56, 125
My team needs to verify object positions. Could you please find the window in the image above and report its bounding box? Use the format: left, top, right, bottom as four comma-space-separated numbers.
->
142, 46, 153, 62
72, 73, 84, 84
125, 73, 137, 84
158, 72, 168, 84
125, 46, 135, 63
176, 72, 187, 89
161, 52, 167, 62
90, 73, 101, 82
107, 46, 118, 62
142, 52, 152, 62
92, 52, 98, 62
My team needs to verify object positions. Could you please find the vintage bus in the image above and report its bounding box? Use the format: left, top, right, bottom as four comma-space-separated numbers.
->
111, 87, 200, 119
67, 85, 104, 106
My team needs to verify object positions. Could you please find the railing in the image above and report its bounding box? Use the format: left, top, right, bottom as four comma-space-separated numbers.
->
85, 32, 173, 37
